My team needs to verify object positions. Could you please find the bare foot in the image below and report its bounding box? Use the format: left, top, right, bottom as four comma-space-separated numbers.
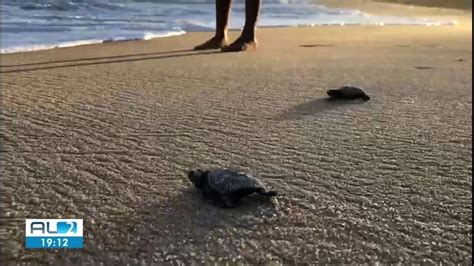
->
194, 37, 227, 50
221, 37, 258, 52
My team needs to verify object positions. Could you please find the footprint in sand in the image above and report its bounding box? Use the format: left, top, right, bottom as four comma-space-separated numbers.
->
300, 44, 335, 48
414, 66, 435, 70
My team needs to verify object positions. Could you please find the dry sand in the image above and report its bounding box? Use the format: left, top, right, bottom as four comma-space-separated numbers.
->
1, 1, 472, 264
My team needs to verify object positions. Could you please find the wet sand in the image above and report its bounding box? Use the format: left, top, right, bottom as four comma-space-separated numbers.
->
374, 0, 472, 10
1, 2, 472, 265
321, 0, 472, 10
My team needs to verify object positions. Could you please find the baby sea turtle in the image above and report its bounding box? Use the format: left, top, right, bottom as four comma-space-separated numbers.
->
188, 169, 277, 208
327, 86, 371, 101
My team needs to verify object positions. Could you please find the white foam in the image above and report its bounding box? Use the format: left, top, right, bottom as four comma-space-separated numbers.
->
1, 39, 104, 54
1, 31, 187, 54
143, 31, 187, 40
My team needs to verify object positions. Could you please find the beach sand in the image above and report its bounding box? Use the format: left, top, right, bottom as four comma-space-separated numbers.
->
323, 0, 472, 11
1, 1, 472, 264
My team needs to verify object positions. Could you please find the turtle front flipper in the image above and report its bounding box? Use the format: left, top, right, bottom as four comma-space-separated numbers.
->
219, 190, 254, 208
200, 187, 224, 205
214, 197, 231, 208
257, 189, 277, 197
203, 192, 229, 208
222, 195, 241, 208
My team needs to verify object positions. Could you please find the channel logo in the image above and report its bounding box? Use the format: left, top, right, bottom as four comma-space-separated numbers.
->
25, 219, 83, 249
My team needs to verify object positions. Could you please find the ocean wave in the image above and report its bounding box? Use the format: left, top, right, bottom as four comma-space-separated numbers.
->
176, 20, 215, 32
18, 0, 129, 12
0, 31, 187, 54
176, 16, 457, 30
1, 0, 457, 54
0, 39, 104, 54
143, 30, 187, 40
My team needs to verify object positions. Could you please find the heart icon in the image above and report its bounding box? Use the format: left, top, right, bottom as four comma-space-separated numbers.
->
56, 222, 77, 234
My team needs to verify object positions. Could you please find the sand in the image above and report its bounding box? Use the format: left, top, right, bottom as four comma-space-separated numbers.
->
1, 1, 472, 264
374, 0, 472, 10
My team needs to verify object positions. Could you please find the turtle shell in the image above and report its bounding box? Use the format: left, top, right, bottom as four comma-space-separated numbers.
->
338, 86, 366, 97
327, 86, 370, 101
206, 169, 265, 196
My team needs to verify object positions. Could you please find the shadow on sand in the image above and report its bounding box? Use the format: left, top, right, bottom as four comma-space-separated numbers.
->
129, 187, 278, 260
277, 98, 367, 120
0, 49, 220, 74
299, 44, 335, 48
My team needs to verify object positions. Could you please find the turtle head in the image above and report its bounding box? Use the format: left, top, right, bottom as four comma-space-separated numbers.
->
327, 89, 342, 99
362, 94, 371, 101
187, 169, 207, 188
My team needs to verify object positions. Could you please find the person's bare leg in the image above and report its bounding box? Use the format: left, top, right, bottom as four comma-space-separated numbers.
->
221, 0, 260, 52
194, 0, 232, 50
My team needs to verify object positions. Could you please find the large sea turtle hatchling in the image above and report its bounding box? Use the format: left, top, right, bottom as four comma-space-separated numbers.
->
327, 85, 371, 101
188, 169, 277, 208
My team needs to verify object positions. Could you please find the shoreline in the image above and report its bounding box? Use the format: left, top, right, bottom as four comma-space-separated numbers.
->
318, 0, 472, 23
319, 0, 472, 11
0, 22, 461, 55
0, 30, 188, 55
374, 0, 472, 10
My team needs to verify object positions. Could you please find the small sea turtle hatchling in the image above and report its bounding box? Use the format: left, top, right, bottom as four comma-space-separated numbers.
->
327, 85, 371, 101
188, 169, 277, 208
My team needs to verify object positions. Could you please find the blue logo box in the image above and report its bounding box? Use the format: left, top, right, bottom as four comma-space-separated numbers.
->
25, 219, 83, 249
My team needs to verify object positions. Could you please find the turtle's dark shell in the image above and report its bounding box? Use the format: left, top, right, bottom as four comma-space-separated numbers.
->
188, 169, 277, 208
206, 169, 265, 195
327, 86, 370, 101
